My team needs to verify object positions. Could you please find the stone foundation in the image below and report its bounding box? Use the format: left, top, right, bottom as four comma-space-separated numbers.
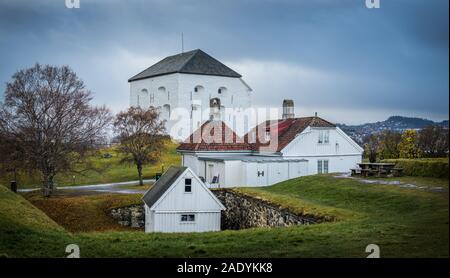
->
110, 204, 144, 228
109, 190, 327, 230
212, 189, 326, 230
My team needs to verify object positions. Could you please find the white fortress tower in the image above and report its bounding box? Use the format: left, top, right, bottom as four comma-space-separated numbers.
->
128, 49, 252, 140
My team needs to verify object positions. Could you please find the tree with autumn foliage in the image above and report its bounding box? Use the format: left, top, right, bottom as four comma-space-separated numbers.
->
398, 129, 422, 159
113, 107, 166, 186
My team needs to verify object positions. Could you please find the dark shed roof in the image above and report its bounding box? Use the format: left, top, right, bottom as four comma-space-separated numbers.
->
142, 166, 187, 208
128, 49, 242, 82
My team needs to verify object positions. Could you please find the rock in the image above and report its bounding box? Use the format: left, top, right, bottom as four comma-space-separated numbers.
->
110, 204, 145, 228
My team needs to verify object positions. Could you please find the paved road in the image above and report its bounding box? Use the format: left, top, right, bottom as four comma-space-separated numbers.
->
17, 179, 155, 194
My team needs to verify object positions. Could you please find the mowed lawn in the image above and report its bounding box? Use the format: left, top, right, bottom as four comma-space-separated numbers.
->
0, 174, 448, 258
0, 140, 181, 189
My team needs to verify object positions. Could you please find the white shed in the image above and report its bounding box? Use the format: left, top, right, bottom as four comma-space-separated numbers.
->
142, 166, 225, 233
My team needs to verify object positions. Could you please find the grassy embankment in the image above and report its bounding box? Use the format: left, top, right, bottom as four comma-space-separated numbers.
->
0, 140, 181, 189
1, 174, 448, 258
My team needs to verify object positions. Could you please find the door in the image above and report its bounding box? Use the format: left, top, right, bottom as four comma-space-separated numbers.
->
207, 164, 214, 183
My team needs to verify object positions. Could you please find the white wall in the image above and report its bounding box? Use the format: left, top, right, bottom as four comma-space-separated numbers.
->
153, 211, 221, 233
282, 127, 362, 174
242, 161, 308, 187
223, 160, 243, 187
146, 169, 223, 233
282, 127, 362, 157
153, 170, 223, 212
130, 73, 252, 140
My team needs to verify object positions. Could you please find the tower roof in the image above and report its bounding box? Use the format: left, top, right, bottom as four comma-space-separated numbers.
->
128, 49, 242, 82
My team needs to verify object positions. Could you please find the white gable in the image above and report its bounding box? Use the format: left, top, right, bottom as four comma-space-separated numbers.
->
281, 126, 363, 156
151, 168, 225, 211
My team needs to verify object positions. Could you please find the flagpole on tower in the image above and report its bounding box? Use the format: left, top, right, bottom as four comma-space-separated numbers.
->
181, 32, 184, 53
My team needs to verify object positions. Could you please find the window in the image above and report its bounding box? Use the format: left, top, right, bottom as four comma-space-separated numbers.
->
194, 85, 204, 94
265, 130, 271, 142
324, 130, 330, 144
318, 130, 330, 144
180, 214, 195, 222
218, 87, 227, 95
317, 160, 329, 174
184, 178, 192, 193
150, 92, 154, 103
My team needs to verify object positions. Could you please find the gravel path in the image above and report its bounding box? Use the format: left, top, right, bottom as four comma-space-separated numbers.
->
334, 173, 445, 192
17, 179, 154, 195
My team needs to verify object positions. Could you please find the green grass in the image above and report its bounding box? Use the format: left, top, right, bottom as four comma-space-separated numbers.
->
0, 174, 448, 258
23, 191, 143, 233
1, 140, 181, 189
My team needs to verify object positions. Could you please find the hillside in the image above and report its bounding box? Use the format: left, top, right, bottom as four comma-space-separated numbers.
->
1, 174, 448, 258
0, 140, 181, 189
338, 116, 449, 143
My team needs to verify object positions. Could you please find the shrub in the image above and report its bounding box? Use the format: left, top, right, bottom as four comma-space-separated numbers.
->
382, 158, 449, 179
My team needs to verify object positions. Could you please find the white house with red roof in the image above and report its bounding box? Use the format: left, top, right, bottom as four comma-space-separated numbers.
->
176, 101, 363, 187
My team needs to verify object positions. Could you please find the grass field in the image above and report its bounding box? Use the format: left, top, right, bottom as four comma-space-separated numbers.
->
1, 174, 448, 258
0, 140, 181, 189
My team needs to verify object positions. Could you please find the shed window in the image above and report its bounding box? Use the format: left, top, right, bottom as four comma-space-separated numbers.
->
184, 178, 192, 193
181, 214, 195, 222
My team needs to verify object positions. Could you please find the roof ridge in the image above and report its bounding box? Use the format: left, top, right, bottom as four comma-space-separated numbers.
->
178, 49, 200, 71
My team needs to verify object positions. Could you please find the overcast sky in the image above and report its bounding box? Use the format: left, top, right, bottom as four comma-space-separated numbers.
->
0, 0, 448, 124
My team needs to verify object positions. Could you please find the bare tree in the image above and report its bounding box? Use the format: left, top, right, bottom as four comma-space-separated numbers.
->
0, 64, 112, 196
113, 107, 166, 186
363, 134, 379, 162
418, 125, 449, 157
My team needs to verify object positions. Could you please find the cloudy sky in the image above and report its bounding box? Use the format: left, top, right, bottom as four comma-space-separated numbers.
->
0, 0, 448, 124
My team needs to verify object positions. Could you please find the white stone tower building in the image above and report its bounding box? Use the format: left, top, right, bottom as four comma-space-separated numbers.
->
128, 49, 252, 140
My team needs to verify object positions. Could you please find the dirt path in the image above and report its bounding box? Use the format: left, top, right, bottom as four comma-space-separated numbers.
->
334, 173, 445, 192
18, 179, 154, 195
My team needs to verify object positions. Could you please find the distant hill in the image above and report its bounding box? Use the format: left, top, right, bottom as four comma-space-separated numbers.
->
337, 116, 449, 144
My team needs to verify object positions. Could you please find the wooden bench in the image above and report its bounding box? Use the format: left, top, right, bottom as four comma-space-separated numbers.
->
391, 167, 404, 177
360, 169, 379, 177
350, 168, 362, 176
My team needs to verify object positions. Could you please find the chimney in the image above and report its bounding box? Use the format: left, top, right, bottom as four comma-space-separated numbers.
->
282, 99, 295, 119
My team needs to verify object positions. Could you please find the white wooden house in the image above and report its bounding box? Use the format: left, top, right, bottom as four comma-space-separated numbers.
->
177, 101, 364, 188
142, 166, 225, 233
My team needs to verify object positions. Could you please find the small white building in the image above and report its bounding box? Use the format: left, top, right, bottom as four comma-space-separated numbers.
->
177, 101, 364, 187
128, 49, 252, 140
142, 166, 225, 233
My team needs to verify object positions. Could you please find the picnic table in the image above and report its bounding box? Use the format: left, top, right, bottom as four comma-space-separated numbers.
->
351, 163, 403, 177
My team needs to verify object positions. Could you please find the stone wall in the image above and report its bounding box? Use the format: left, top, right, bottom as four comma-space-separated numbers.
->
110, 204, 144, 228
109, 190, 326, 230
212, 189, 324, 230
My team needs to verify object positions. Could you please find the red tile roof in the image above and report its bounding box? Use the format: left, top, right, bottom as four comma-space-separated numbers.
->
177, 117, 335, 153
177, 120, 252, 151
245, 117, 335, 152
